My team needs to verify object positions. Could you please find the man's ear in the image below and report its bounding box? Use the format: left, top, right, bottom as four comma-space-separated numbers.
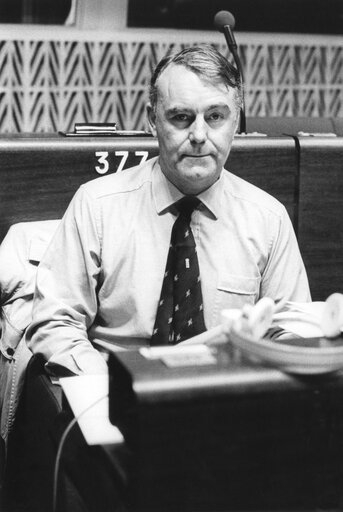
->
146, 103, 157, 137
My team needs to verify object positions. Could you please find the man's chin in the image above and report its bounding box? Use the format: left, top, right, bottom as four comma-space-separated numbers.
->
180, 163, 214, 179
176, 165, 219, 193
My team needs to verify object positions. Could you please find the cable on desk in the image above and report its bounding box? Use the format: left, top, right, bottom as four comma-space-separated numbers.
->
52, 392, 108, 512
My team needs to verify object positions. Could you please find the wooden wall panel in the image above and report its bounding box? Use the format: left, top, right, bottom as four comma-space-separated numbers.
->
0, 134, 297, 242
297, 136, 343, 300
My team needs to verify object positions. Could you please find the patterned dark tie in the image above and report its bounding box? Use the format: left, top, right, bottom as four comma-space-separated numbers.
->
151, 196, 206, 345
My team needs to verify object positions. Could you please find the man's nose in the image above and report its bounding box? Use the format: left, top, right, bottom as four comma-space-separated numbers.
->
189, 117, 207, 144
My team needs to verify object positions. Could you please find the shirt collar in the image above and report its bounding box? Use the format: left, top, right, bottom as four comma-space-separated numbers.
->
152, 158, 223, 219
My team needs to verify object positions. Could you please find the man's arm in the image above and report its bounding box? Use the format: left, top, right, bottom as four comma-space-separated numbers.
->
26, 187, 108, 376
261, 204, 311, 306
260, 205, 312, 340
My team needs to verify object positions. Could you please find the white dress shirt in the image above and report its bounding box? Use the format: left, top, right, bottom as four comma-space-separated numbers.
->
26, 156, 311, 375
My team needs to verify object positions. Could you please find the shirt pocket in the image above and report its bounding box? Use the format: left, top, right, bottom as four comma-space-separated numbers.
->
214, 274, 261, 321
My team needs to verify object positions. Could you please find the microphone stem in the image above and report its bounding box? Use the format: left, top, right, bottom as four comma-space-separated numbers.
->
223, 26, 247, 134
232, 48, 246, 134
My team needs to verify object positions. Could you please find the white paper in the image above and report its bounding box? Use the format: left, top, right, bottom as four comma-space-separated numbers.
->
59, 374, 124, 446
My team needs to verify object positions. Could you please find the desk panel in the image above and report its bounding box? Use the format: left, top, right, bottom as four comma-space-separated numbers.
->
297, 137, 343, 300
7, 345, 343, 512
56, 345, 343, 512
228, 135, 298, 222
0, 135, 159, 242
0, 134, 297, 242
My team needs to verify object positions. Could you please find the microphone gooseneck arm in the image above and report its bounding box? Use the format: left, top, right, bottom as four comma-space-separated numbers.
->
223, 24, 246, 134
214, 11, 247, 133
222, 24, 237, 51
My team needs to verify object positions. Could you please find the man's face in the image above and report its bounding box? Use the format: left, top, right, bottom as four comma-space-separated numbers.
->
147, 63, 240, 195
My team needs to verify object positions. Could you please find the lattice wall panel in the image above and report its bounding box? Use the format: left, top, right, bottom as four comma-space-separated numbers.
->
0, 37, 342, 133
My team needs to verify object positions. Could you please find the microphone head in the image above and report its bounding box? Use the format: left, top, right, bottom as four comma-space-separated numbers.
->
214, 10, 236, 32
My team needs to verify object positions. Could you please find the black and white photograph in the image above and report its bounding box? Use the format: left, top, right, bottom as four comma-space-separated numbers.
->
0, 1, 342, 511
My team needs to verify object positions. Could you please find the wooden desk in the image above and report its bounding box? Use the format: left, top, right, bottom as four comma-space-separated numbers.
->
297, 136, 343, 300
47, 344, 343, 512
0, 134, 297, 242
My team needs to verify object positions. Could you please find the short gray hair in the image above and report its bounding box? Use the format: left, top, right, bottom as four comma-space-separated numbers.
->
149, 44, 243, 112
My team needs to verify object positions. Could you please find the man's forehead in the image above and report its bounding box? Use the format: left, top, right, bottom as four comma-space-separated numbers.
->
156, 63, 237, 103
157, 63, 217, 87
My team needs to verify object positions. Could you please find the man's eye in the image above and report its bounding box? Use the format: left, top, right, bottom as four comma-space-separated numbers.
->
174, 114, 189, 122
169, 113, 192, 128
208, 112, 223, 121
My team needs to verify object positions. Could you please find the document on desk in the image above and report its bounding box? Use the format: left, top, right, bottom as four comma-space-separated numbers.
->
59, 374, 124, 446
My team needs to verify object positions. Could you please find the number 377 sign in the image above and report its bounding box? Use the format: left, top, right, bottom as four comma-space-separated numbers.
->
94, 150, 151, 175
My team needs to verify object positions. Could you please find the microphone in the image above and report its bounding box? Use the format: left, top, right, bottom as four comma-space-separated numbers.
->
214, 10, 237, 50
214, 10, 246, 134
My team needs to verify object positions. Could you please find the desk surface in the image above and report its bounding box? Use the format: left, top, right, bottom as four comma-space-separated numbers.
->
57, 343, 343, 512
108, 344, 343, 511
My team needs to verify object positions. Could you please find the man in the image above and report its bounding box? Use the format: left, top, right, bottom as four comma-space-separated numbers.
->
26, 44, 311, 376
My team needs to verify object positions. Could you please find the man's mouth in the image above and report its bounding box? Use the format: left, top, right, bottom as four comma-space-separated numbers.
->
183, 154, 211, 159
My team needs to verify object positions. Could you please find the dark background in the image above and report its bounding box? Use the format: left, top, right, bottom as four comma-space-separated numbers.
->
0, 0, 71, 23
128, 0, 343, 34
0, 0, 343, 33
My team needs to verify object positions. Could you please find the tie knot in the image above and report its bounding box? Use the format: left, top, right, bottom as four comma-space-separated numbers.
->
176, 196, 200, 220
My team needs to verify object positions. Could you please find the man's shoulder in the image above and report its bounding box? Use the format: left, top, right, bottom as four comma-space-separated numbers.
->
79, 157, 156, 200
223, 169, 286, 216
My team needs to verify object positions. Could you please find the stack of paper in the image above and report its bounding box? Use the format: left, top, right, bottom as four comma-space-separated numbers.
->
74, 122, 117, 135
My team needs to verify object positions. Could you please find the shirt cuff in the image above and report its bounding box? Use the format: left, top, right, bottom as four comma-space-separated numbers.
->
45, 345, 108, 377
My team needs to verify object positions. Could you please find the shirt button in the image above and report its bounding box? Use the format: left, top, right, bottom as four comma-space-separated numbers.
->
6, 347, 15, 356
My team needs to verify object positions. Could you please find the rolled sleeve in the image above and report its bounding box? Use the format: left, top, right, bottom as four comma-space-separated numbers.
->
26, 187, 108, 376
